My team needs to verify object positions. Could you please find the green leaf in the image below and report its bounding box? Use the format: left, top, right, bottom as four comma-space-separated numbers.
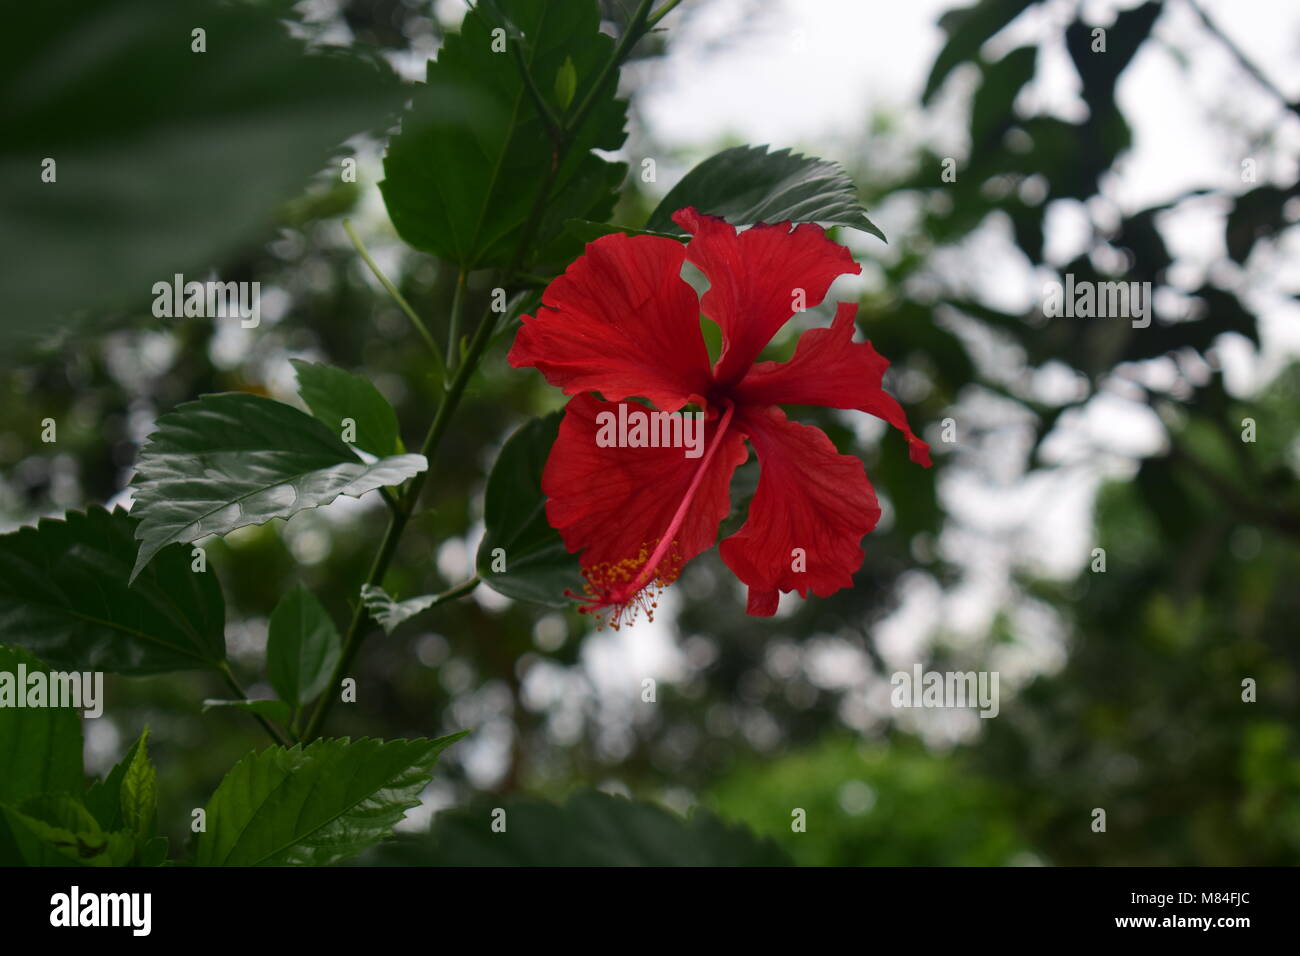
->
139, 835, 169, 867
360, 585, 443, 636
0, 0, 402, 359
0, 646, 83, 804
194, 734, 466, 866
291, 360, 401, 458
3, 795, 135, 867
379, 0, 627, 269
85, 728, 150, 832
267, 585, 341, 711
644, 145, 885, 241
476, 413, 583, 606
119, 727, 157, 841
380, 790, 793, 866
129, 392, 427, 581
202, 698, 293, 724
554, 55, 578, 110
82, 727, 163, 865
0, 507, 226, 674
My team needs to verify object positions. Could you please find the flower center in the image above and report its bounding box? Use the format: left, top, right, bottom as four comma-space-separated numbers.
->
571, 399, 737, 629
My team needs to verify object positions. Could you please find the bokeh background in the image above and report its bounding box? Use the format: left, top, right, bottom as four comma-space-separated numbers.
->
3, 0, 1299, 865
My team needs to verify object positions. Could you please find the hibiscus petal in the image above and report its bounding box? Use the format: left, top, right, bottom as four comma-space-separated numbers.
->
672, 207, 861, 389
733, 302, 932, 467
544, 393, 748, 625
719, 405, 880, 616
508, 233, 713, 412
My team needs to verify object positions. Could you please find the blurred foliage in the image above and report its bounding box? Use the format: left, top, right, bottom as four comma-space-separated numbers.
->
1, 0, 1298, 864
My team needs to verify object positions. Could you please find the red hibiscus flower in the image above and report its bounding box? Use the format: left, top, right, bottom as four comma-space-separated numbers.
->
508, 207, 931, 627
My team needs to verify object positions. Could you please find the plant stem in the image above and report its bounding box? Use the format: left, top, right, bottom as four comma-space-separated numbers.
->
646, 0, 683, 30
219, 661, 289, 747
510, 37, 563, 136
343, 218, 446, 371
1186, 0, 1299, 119
302, 7, 657, 741
302, 304, 502, 741
445, 269, 467, 376
562, 0, 655, 139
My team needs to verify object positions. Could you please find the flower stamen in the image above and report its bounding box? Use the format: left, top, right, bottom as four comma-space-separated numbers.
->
570, 399, 737, 629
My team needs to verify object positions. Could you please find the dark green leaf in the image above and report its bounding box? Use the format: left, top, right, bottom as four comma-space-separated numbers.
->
970, 47, 1037, 153
922, 0, 1035, 104
0, 0, 401, 359
476, 413, 583, 606
379, 0, 627, 269
195, 735, 466, 866
382, 790, 793, 866
0, 508, 226, 674
129, 393, 426, 580
644, 145, 885, 241
1066, 2, 1162, 109
291, 360, 401, 458
267, 585, 341, 710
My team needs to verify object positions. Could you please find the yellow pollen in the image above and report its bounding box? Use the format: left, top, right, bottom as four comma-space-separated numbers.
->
574, 539, 684, 630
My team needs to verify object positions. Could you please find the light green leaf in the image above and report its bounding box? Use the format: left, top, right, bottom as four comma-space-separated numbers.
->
0, 646, 83, 804
267, 585, 341, 711
120, 728, 157, 841
83, 727, 164, 865
476, 413, 583, 606
379, 0, 627, 269
195, 735, 466, 866
291, 360, 401, 458
644, 145, 886, 241
0, 507, 226, 674
379, 790, 793, 866
2, 795, 135, 867
554, 55, 577, 110
85, 728, 149, 832
202, 698, 293, 724
360, 585, 441, 636
129, 393, 427, 581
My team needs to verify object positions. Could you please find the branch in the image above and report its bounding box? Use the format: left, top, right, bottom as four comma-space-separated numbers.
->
1186, 0, 1300, 120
